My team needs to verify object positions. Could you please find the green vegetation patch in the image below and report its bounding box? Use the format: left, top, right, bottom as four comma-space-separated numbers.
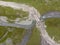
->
3, 0, 60, 14
0, 26, 7, 39
45, 18, 60, 43
0, 26, 26, 44
27, 27, 40, 45
0, 6, 29, 23
10, 27, 26, 44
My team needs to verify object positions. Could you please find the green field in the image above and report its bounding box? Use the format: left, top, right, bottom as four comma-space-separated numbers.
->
27, 27, 40, 45
0, 6, 29, 23
0, 26, 7, 39
0, 26, 25, 44
45, 18, 60, 43
0, 26, 40, 45
3, 0, 60, 14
